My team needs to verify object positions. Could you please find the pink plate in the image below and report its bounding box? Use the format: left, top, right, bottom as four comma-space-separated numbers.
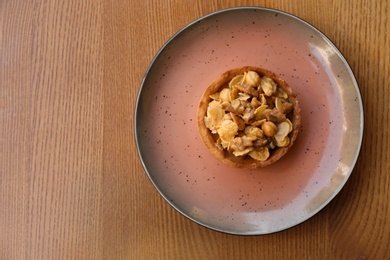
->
135, 7, 363, 235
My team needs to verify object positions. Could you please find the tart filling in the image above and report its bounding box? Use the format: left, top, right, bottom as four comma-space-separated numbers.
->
197, 66, 301, 168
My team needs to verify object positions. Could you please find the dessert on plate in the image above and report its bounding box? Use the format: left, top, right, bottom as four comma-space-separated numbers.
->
197, 66, 301, 169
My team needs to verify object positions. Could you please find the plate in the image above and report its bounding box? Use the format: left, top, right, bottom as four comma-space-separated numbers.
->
134, 7, 363, 235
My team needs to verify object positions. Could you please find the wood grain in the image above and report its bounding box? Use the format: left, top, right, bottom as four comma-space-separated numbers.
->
1, 0, 389, 259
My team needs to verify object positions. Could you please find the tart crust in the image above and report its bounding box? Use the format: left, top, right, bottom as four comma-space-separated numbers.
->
197, 66, 301, 169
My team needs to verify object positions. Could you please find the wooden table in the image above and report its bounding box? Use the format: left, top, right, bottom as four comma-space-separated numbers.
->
1, 0, 389, 259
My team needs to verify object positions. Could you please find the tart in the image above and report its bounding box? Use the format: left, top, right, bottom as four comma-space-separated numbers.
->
197, 66, 301, 169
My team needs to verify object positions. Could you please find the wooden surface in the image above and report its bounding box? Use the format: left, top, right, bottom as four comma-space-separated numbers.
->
1, 0, 389, 259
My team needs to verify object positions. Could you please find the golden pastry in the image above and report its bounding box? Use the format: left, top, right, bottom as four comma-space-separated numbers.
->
197, 66, 301, 169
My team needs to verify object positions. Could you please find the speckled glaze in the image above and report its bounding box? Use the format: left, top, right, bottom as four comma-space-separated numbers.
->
135, 7, 363, 235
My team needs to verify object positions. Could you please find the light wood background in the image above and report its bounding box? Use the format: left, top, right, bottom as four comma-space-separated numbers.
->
1, 0, 389, 259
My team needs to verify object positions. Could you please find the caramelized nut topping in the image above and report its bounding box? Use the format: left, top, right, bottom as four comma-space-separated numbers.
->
203, 70, 297, 162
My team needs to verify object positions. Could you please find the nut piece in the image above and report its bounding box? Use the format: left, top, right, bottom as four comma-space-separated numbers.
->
244, 71, 261, 86
261, 121, 278, 137
220, 88, 231, 102
274, 121, 291, 141
274, 136, 290, 147
204, 100, 224, 133
229, 74, 244, 88
234, 84, 258, 97
254, 104, 268, 120
260, 76, 277, 96
275, 97, 293, 114
249, 147, 270, 161
217, 120, 238, 144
